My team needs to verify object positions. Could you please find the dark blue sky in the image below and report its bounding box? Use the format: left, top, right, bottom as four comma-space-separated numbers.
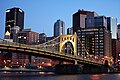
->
0, 0, 120, 38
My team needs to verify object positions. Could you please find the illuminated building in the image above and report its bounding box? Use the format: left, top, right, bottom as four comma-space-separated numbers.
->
5, 7, 24, 39
12, 29, 39, 65
17, 28, 39, 44
77, 27, 112, 58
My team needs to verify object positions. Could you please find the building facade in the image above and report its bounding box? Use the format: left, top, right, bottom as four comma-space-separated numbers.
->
12, 29, 39, 65
94, 16, 107, 29
54, 19, 65, 37
73, 9, 98, 33
107, 17, 117, 39
117, 24, 120, 40
77, 27, 112, 59
17, 29, 39, 45
39, 33, 47, 44
67, 27, 73, 35
112, 39, 119, 64
5, 7, 24, 39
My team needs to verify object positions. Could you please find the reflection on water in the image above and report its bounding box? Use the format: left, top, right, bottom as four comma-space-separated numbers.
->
0, 72, 120, 80
91, 74, 100, 80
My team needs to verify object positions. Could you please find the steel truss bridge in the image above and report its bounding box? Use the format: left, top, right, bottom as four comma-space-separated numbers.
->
0, 33, 104, 66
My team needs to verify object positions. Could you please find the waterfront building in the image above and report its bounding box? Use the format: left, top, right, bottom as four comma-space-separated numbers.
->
31, 56, 52, 67
12, 29, 39, 65
73, 9, 98, 33
5, 7, 24, 39
77, 27, 112, 59
107, 17, 117, 39
54, 19, 65, 37
67, 27, 73, 35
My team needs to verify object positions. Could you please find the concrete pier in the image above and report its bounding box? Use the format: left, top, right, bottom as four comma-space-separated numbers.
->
54, 64, 82, 74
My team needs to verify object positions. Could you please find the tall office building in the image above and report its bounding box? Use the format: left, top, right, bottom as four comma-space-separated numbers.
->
107, 17, 117, 39
77, 27, 112, 58
117, 24, 120, 40
94, 16, 107, 29
5, 7, 24, 39
67, 27, 73, 35
39, 33, 47, 44
73, 9, 98, 33
54, 19, 65, 37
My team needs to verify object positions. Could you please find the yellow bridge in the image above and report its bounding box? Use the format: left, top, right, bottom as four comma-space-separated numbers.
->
0, 33, 103, 66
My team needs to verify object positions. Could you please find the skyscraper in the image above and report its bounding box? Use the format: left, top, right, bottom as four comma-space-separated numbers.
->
67, 27, 73, 35
54, 19, 65, 37
94, 16, 107, 29
5, 7, 24, 39
73, 9, 98, 33
39, 33, 47, 44
117, 24, 120, 40
77, 27, 112, 58
107, 17, 117, 39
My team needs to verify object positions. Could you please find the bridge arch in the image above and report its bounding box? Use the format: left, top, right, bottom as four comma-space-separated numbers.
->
60, 33, 77, 56
61, 41, 74, 55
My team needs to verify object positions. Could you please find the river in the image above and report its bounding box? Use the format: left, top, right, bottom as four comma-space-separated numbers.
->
0, 72, 120, 80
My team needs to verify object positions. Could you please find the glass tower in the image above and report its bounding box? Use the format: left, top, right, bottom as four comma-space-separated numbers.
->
107, 17, 117, 39
54, 19, 65, 37
73, 9, 98, 33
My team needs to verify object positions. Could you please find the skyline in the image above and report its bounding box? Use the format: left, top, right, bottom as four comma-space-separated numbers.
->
0, 0, 120, 38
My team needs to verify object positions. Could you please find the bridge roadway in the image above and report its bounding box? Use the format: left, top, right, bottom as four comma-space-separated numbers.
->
0, 41, 103, 66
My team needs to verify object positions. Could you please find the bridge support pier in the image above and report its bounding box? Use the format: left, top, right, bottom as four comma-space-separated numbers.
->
54, 64, 82, 74
58, 60, 64, 65
82, 64, 109, 74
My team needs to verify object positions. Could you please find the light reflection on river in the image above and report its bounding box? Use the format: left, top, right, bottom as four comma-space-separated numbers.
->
0, 72, 120, 80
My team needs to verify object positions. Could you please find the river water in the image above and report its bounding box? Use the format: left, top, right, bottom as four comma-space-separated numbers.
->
0, 72, 120, 80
